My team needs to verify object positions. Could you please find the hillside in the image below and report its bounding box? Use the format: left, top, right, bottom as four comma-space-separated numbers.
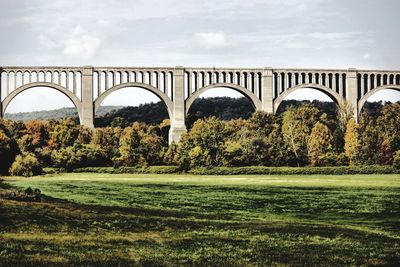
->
3, 97, 392, 127
4, 106, 123, 121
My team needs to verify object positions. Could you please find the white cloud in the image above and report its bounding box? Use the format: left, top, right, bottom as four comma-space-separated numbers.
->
236, 31, 373, 50
363, 53, 371, 59
37, 34, 58, 50
63, 35, 101, 58
62, 26, 101, 59
195, 32, 231, 49
72, 25, 85, 35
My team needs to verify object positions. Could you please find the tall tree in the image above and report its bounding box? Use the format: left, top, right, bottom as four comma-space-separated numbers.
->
308, 122, 334, 166
116, 126, 142, 166
337, 101, 354, 133
356, 113, 380, 165
344, 118, 359, 165
175, 117, 231, 168
282, 104, 320, 166
376, 103, 400, 164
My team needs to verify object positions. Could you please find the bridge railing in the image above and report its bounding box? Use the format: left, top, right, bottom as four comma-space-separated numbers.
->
271, 68, 349, 99
92, 67, 175, 100
0, 66, 83, 99
355, 70, 400, 98
183, 68, 264, 100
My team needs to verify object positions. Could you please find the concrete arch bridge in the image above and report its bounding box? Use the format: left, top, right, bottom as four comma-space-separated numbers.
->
1, 66, 399, 143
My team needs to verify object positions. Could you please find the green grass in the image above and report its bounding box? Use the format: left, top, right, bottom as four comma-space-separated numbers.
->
1, 173, 400, 266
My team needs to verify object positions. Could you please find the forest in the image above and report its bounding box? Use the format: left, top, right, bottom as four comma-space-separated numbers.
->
1, 97, 400, 176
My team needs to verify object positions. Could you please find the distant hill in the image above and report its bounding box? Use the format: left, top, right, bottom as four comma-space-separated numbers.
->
4, 97, 393, 127
4, 106, 123, 121
4, 97, 255, 127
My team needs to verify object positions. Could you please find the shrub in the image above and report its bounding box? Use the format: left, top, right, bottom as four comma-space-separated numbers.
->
9, 153, 43, 177
317, 152, 349, 167
51, 144, 109, 171
189, 165, 398, 175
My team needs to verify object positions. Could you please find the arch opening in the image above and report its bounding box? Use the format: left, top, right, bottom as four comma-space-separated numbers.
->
359, 87, 400, 116
3, 86, 81, 123
275, 87, 339, 118
186, 87, 256, 129
94, 86, 171, 129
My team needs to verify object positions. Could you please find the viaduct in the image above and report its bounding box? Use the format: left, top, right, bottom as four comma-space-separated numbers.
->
1, 66, 400, 144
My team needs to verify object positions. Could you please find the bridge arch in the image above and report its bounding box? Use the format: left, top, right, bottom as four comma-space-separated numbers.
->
2, 82, 83, 122
94, 82, 174, 119
185, 83, 262, 114
358, 85, 400, 113
273, 84, 345, 112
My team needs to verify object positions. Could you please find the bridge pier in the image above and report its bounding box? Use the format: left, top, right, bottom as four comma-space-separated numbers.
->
262, 67, 274, 113
347, 68, 359, 122
81, 66, 95, 128
169, 66, 187, 144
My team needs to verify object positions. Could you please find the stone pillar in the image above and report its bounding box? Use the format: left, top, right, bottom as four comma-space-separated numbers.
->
346, 68, 359, 122
81, 66, 95, 128
262, 67, 274, 113
169, 66, 187, 144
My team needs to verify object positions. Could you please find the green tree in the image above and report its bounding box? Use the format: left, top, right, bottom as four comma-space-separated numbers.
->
266, 125, 296, 166
163, 142, 177, 165
356, 113, 380, 165
282, 104, 320, 166
308, 122, 334, 166
115, 126, 141, 166
376, 103, 400, 164
91, 127, 122, 161
222, 140, 245, 166
48, 119, 79, 149
51, 144, 107, 171
175, 117, 230, 169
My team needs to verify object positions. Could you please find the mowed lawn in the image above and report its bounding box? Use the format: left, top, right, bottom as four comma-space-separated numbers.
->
1, 173, 400, 266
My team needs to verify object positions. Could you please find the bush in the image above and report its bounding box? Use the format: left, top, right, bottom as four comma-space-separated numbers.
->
71, 165, 398, 175
189, 165, 398, 175
51, 145, 109, 171
317, 152, 349, 167
9, 153, 43, 177
393, 150, 400, 169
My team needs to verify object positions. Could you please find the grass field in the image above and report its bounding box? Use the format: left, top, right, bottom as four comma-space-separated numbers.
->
1, 173, 400, 266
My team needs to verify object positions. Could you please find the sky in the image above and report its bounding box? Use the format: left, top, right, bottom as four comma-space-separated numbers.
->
1, 0, 400, 113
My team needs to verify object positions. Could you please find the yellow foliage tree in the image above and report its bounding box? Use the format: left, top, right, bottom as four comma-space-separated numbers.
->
308, 122, 334, 166
344, 118, 359, 165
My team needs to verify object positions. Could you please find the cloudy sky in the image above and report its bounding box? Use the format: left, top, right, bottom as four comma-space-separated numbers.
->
1, 0, 400, 112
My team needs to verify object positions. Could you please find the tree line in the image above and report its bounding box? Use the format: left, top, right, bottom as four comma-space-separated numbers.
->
1, 100, 400, 176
